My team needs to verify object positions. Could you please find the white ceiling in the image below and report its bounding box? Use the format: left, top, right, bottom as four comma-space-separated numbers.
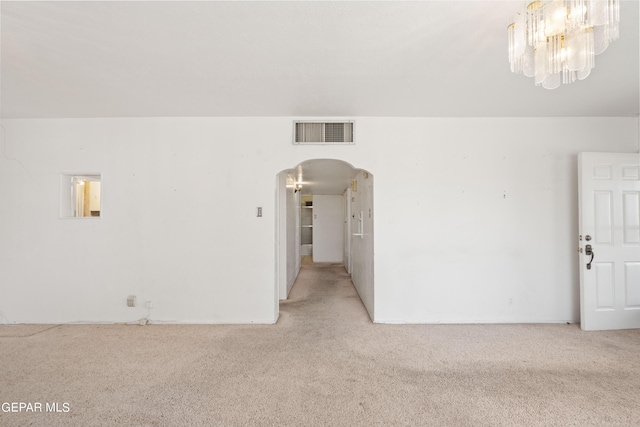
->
1, 0, 638, 119
2, 1, 638, 196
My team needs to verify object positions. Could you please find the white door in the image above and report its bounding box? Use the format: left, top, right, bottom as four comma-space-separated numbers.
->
313, 195, 344, 263
578, 152, 640, 331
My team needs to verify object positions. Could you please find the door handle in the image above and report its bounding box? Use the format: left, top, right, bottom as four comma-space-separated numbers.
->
585, 244, 594, 270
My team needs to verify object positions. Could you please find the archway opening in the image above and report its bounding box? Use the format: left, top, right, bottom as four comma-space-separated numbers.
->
275, 159, 374, 321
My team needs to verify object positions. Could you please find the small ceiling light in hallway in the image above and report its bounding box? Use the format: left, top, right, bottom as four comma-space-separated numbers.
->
508, 0, 619, 89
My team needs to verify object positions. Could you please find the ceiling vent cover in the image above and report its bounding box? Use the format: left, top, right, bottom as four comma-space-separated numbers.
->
294, 121, 354, 144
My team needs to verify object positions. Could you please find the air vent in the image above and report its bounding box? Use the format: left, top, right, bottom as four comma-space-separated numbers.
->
293, 121, 355, 144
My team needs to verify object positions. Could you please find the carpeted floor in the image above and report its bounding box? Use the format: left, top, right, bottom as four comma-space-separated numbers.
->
1, 261, 640, 426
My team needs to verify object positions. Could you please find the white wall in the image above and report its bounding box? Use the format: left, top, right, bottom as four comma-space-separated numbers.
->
0, 117, 637, 324
343, 188, 352, 273
277, 171, 300, 300
312, 195, 344, 263
350, 170, 375, 319
283, 172, 300, 299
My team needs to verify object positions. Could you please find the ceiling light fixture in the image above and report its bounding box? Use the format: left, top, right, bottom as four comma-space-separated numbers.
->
508, 0, 619, 89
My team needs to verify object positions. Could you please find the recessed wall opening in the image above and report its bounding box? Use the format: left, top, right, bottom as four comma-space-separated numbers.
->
60, 174, 102, 218
276, 159, 374, 321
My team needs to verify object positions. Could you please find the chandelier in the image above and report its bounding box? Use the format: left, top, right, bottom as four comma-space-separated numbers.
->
508, 0, 619, 89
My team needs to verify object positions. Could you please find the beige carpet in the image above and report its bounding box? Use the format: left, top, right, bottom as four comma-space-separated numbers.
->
1, 262, 640, 426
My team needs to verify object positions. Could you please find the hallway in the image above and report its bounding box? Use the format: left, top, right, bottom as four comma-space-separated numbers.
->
279, 260, 370, 325
1, 262, 639, 426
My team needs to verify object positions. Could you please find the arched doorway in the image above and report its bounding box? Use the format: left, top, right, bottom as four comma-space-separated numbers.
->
275, 159, 374, 321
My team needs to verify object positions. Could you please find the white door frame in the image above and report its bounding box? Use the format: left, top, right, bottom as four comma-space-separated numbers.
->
578, 152, 640, 331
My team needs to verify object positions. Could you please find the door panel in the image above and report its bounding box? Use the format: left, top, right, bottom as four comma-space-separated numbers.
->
594, 263, 614, 309
312, 195, 344, 263
593, 191, 613, 243
626, 262, 640, 306
623, 192, 640, 243
579, 152, 640, 330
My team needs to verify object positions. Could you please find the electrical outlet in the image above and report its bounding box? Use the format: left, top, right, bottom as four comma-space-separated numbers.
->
145, 301, 153, 309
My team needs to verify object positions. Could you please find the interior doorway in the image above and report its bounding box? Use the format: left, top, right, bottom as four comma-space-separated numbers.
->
276, 159, 375, 321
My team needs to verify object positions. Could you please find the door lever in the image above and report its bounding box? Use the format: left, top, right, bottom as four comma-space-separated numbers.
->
585, 244, 594, 270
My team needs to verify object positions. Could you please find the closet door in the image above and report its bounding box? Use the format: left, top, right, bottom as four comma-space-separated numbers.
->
312, 195, 344, 263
